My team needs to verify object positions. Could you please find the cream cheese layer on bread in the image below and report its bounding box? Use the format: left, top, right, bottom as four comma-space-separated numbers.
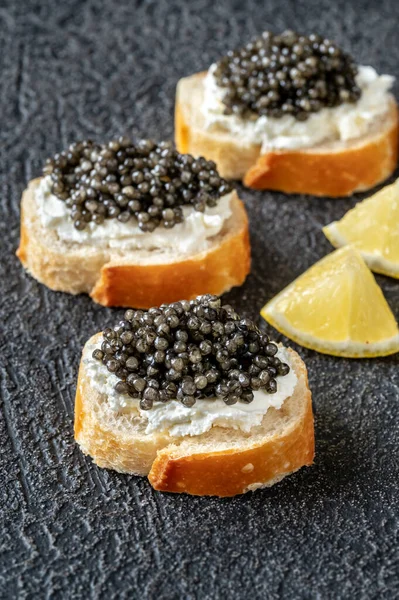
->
36, 176, 233, 254
83, 343, 297, 438
202, 65, 394, 151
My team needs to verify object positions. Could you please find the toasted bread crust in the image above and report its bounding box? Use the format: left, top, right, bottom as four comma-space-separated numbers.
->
175, 72, 399, 197
175, 73, 261, 180
90, 200, 250, 307
148, 361, 314, 496
17, 179, 250, 308
148, 400, 314, 496
75, 349, 172, 476
75, 336, 314, 497
244, 112, 399, 196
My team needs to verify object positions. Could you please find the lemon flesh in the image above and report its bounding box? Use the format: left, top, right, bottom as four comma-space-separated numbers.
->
323, 179, 399, 279
261, 247, 399, 358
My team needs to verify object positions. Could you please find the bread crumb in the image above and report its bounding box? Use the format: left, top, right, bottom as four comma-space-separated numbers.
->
241, 463, 254, 473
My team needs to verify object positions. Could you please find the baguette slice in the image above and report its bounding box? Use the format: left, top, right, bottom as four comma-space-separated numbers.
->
17, 178, 250, 308
75, 334, 314, 497
176, 72, 399, 197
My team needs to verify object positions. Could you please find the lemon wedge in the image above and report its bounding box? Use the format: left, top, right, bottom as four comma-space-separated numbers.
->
261, 246, 399, 358
323, 179, 399, 279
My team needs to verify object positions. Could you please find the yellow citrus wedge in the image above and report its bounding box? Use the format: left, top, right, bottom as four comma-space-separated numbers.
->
261, 246, 399, 358
323, 179, 399, 279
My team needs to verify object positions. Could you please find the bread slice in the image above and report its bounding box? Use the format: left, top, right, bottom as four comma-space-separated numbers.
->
176, 72, 399, 197
17, 178, 250, 308
75, 333, 314, 497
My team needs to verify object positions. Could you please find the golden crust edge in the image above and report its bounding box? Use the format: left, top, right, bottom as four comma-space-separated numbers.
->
244, 103, 399, 196
90, 193, 251, 307
148, 350, 314, 496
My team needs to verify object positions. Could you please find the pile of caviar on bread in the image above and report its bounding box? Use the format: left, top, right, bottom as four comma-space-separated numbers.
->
92, 295, 290, 410
213, 29, 361, 120
43, 138, 233, 232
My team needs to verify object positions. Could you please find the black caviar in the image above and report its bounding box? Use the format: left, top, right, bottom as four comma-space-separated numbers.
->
43, 138, 233, 231
213, 30, 361, 120
92, 295, 290, 410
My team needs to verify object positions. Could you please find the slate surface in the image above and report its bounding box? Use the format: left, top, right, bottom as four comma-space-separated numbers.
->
1, 0, 399, 598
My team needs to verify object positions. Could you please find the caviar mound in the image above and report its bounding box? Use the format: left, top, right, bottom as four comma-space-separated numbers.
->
75, 339, 314, 496
93, 294, 290, 410
43, 137, 233, 232
213, 30, 360, 121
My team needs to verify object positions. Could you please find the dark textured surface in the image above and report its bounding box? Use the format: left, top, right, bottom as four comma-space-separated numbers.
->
1, 1, 399, 598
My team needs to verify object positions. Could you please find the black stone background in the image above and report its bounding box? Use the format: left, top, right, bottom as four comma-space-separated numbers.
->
1, 0, 398, 598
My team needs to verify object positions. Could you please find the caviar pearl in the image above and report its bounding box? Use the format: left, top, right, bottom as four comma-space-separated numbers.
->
43, 138, 233, 232
213, 30, 361, 121
93, 295, 290, 410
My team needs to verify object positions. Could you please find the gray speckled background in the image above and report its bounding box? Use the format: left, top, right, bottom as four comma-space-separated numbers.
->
1, 1, 399, 598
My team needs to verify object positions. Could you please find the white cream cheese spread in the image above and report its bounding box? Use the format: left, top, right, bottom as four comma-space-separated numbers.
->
202, 65, 394, 151
83, 343, 298, 438
36, 176, 233, 254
